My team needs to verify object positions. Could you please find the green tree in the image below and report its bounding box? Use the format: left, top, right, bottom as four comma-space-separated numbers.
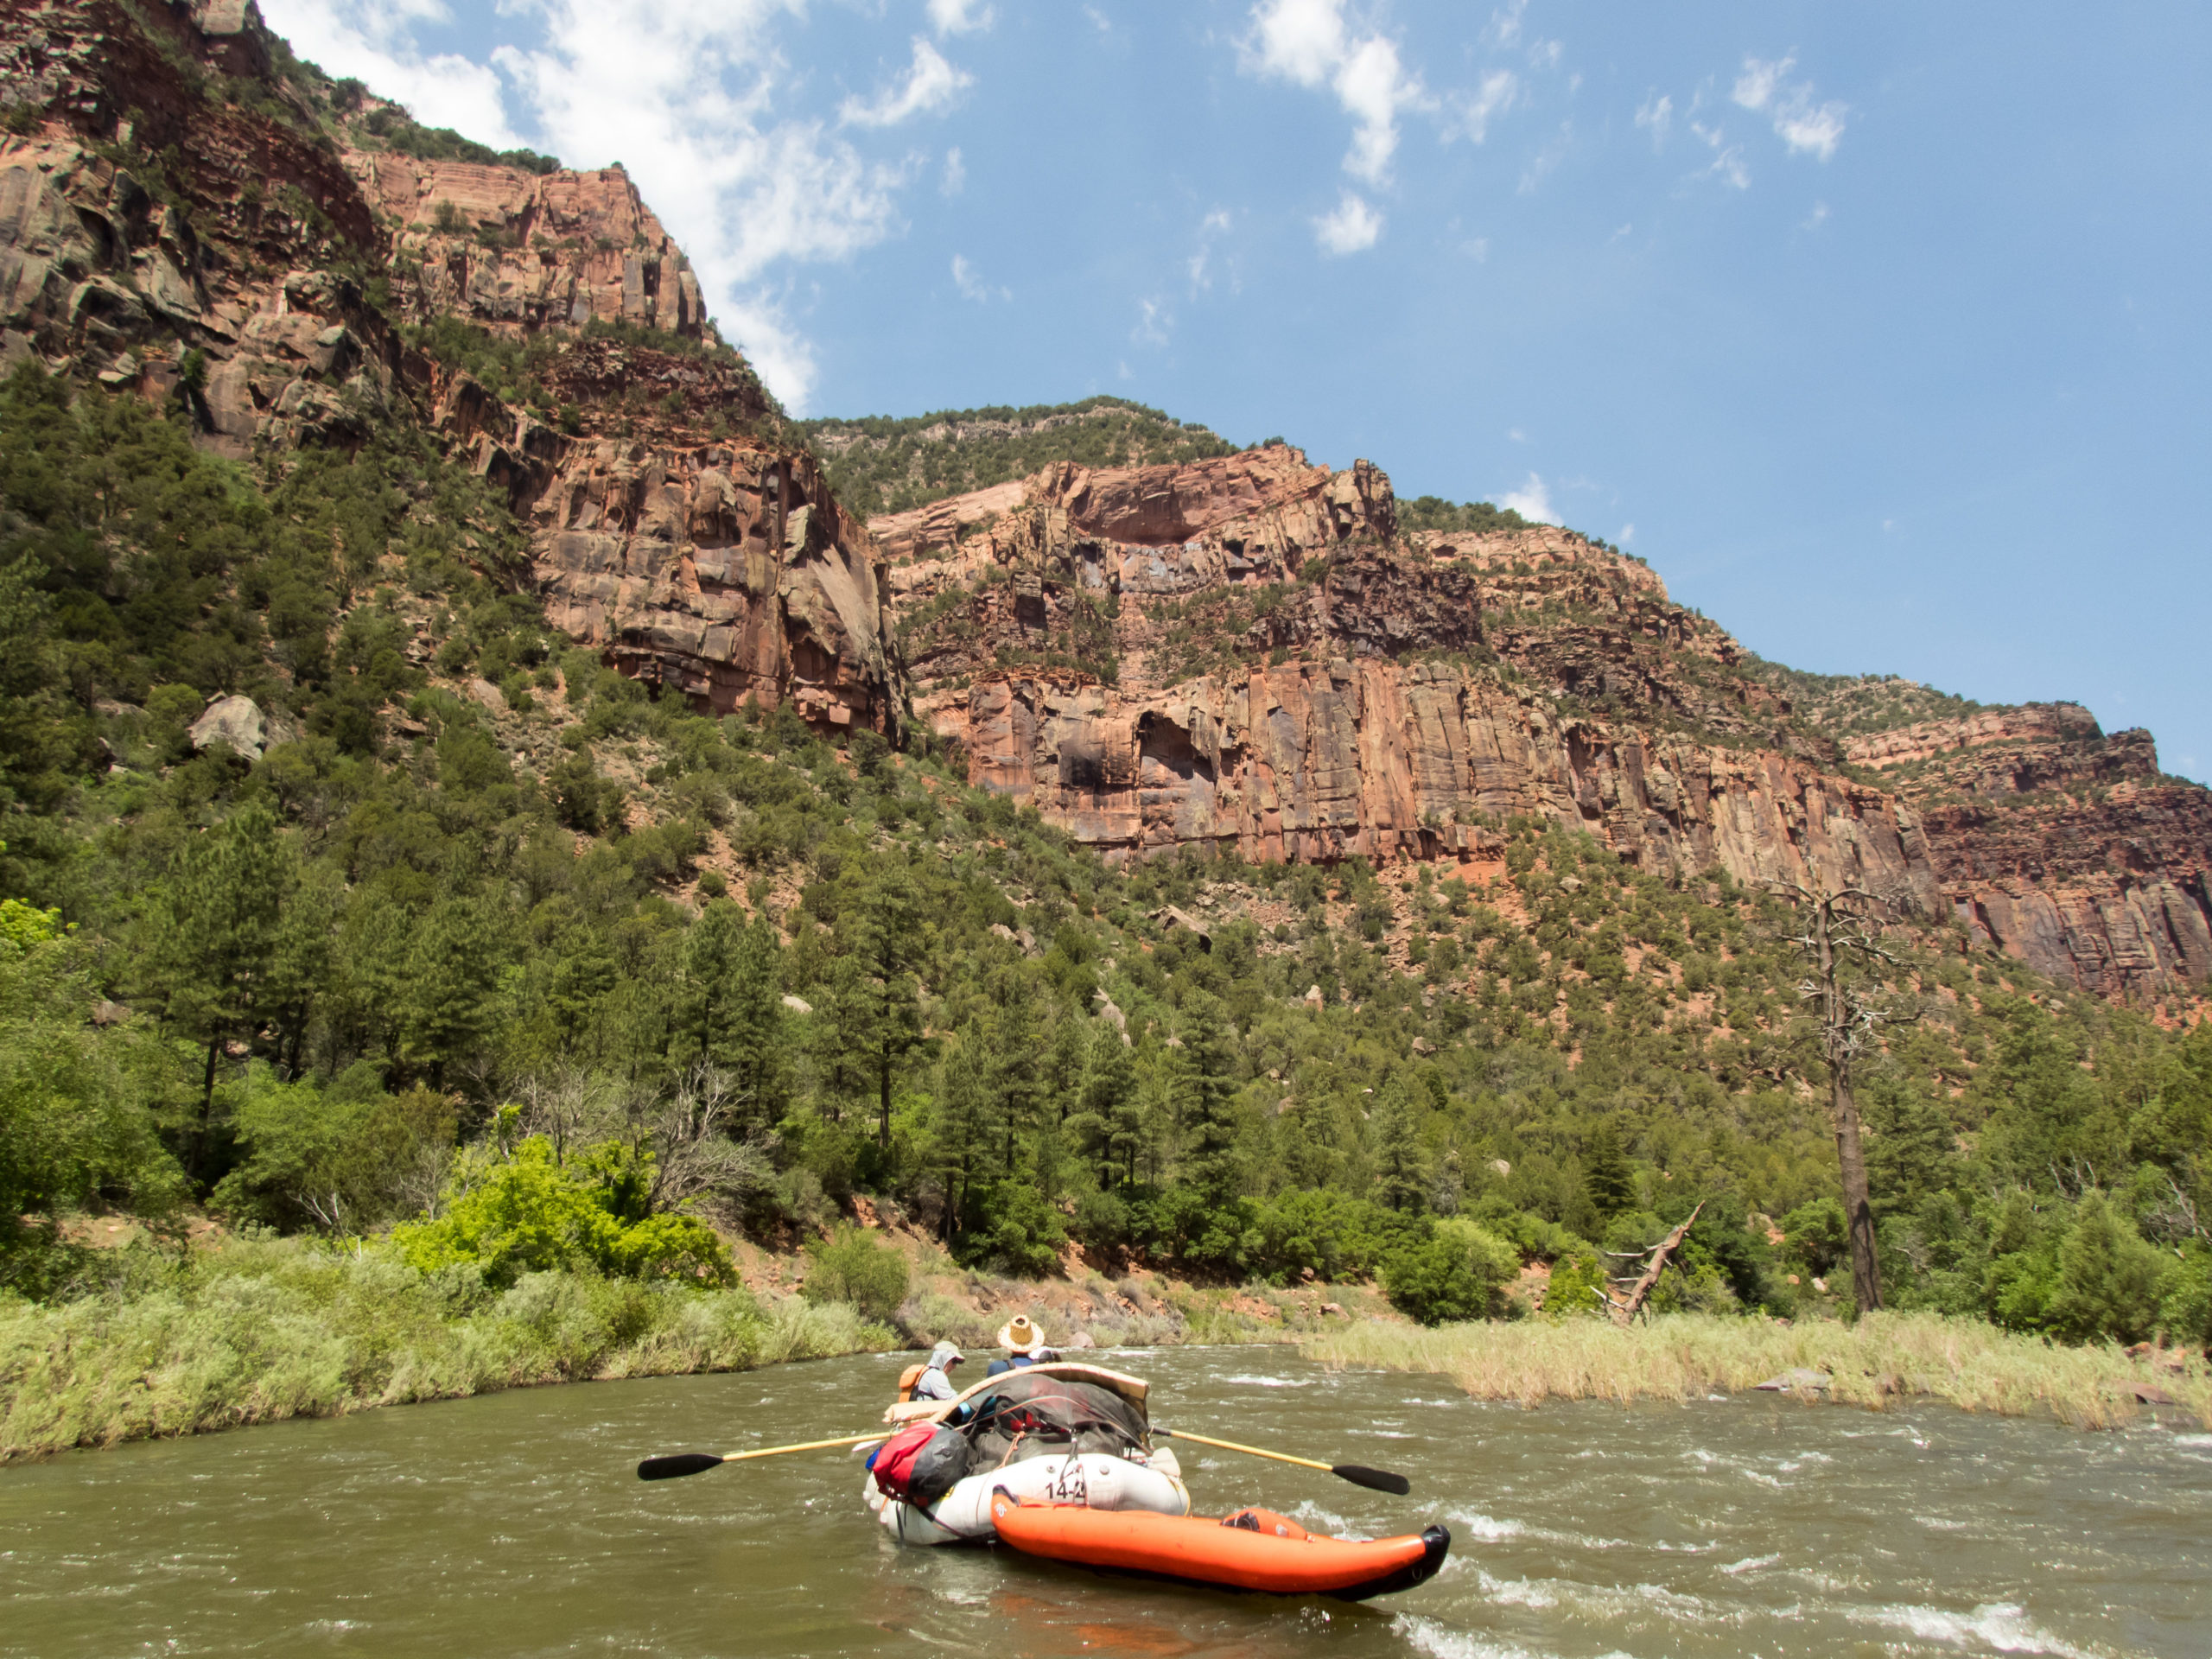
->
143, 805, 291, 1178
1371, 1077, 1430, 1214
1173, 989, 1240, 1202
1581, 1122, 1637, 1218
2044, 1192, 2167, 1344
819, 864, 926, 1149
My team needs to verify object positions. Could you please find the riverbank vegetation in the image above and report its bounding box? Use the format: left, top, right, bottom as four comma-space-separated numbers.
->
0, 1233, 893, 1461
1, 367, 2208, 1458
1303, 1310, 2212, 1429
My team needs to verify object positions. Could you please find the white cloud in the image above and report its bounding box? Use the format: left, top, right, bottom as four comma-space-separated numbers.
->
1132, 296, 1171, 345
1635, 92, 1671, 149
941, 145, 966, 194
1244, 0, 1427, 186
1690, 119, 1749, 189
1804, 200, 1830, 229
1618, 523, 1635, 545
1487, 0, 1528, 48
1500, 473, 1555, 524
1445, 70, 1517, 144
951, 253, 1007, 302
1731, 55, 1791, 113
490, 0, 911, 410
1313, 190, 1382, 254
1083, 4, 1111, 30
1732, 54, 1847, 161
1187, 208, 1233, 289
260, 0, 521, 141
840, 37, 971, 128
926, 0, 991, 35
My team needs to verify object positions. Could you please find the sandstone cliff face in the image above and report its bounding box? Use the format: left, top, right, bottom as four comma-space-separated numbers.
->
893, 453, 1937, 911
1844, 705, 2212, 995
886, 452, 2212, 999
0, 0, 896, 733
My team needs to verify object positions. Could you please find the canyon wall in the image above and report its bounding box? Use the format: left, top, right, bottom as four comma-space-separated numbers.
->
1846, 707, 2212, 995
0, 0, 898, 732
891, 454, 2208, 997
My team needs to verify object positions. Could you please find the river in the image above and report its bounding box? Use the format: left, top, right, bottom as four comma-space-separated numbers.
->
2, 1346, 2205, 1657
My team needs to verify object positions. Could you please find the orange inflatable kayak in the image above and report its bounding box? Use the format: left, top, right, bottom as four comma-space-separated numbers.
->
988, 1490, 1450, 1601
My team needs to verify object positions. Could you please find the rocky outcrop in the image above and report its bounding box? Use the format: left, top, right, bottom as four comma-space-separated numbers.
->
892, 452, 2211, 997
1843, 706, 2212, 995
0, 0, 893, 732
346, 150, 714, 346
958, 657, 1938, 900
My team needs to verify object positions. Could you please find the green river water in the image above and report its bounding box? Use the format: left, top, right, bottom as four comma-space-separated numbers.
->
2, 1346, 2207, 1657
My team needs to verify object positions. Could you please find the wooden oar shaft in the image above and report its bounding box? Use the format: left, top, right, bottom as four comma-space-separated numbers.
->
720, 1431, 886, 1463
1160, 1427, 1332, 1472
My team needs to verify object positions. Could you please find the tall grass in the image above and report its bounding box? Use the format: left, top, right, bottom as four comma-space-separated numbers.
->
1300, 1312, 2212, 1429
0, 1236, 895, 1462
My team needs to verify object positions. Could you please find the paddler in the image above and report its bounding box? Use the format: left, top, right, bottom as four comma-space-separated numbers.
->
910, 1341, 965, 1402
984, 1315, 1054, 1377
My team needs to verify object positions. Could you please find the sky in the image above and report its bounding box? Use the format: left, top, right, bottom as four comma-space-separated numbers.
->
259, 1, 2212, 781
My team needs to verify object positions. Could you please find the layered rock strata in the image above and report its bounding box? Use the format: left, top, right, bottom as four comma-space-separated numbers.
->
1847, 707, 2212, 995
0, 0, 895, 731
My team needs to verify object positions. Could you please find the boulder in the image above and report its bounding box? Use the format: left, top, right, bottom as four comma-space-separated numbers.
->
188, 695, 267, 757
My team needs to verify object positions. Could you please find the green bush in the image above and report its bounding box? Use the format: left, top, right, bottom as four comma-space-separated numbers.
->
390, 1139, 733, 1289
1543, 1250, 1607, 1319
1382, 1219, 1518, 1325
801, 1225, 910, 1322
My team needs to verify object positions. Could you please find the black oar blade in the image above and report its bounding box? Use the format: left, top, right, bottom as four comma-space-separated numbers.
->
638, 1452, 724, 1481
1333, 1464, 1412, 1496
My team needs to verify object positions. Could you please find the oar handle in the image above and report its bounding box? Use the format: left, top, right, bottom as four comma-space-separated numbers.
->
719, 1432, 886, 1463
1156, 1427, 1332, 1472
638, 1431, 886, 1480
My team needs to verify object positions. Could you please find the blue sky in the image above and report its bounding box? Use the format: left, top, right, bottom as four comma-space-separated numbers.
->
262, 2, 2212, 780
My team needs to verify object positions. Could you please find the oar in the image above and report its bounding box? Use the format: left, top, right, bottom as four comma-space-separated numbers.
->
637, 1431, 885, 1482
1156, 1427, 1412, 1496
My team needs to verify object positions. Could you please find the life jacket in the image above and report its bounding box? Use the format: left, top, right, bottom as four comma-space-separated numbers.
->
896, 1363, 927, 1402
869, 1422, 971, 1508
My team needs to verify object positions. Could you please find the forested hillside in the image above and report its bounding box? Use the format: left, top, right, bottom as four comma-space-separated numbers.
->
0, 0, 2206, 1395
3, 348, 2208, 1352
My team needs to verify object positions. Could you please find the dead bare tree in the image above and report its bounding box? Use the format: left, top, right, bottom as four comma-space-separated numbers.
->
1599, 1202, 1705, 1325
1771, 877, 1899, 1314
626, 1061, 776, 1220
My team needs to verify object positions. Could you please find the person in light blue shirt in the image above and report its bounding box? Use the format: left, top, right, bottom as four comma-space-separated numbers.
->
912, 1341, 963, 1401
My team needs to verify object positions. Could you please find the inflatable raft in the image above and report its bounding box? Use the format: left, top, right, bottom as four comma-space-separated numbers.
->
867, 1363, 1190, 1545
989, 1491, 1452, 1602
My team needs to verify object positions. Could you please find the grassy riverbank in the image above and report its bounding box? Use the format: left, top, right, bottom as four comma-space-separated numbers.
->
1301, 1312, 2212, 1428
0, 1236, 898, 1462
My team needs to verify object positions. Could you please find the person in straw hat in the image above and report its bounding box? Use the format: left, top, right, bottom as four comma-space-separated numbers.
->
984, 1314, 1054, 1377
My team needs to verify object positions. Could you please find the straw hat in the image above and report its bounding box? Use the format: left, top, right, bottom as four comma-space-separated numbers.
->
997, 1314, 1046, 1355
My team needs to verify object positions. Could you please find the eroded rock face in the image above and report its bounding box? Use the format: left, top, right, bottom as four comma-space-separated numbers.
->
956, 658, 1937, 904
1847, 705, 2212, 995
345, 152, 713, 344
0, 0, 893, 733
893, 454, 2210, 996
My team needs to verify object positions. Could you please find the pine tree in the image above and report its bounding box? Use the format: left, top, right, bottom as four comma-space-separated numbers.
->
402, 898, 498, 1091
1071, 1020, 1138, 1187
143, 805, 290, 1179
1174, 989, 1240, 1202
674, 899, 744, 1067
820, 864, 925, 1148
1581, 1122, 1637, 1217
1371, 1076, 1429, 1213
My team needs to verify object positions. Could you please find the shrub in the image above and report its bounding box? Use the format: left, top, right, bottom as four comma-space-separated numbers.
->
1543, 1250, 1607, 1318
390, 1138, 734, 1288
802, 1225, 910, 1323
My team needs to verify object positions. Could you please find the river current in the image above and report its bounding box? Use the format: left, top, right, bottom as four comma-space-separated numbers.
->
2, 1346, 2205, 1657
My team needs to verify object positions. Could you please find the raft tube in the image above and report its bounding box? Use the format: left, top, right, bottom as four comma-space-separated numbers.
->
868, 1451, 1190, 1545
988, 1491, 1451, 1602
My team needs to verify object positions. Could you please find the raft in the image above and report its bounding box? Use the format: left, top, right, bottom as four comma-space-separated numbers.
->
867, 1363, 1189, 1544
868, 1449, 1188, 1544
988, 1491, 1452, 1602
